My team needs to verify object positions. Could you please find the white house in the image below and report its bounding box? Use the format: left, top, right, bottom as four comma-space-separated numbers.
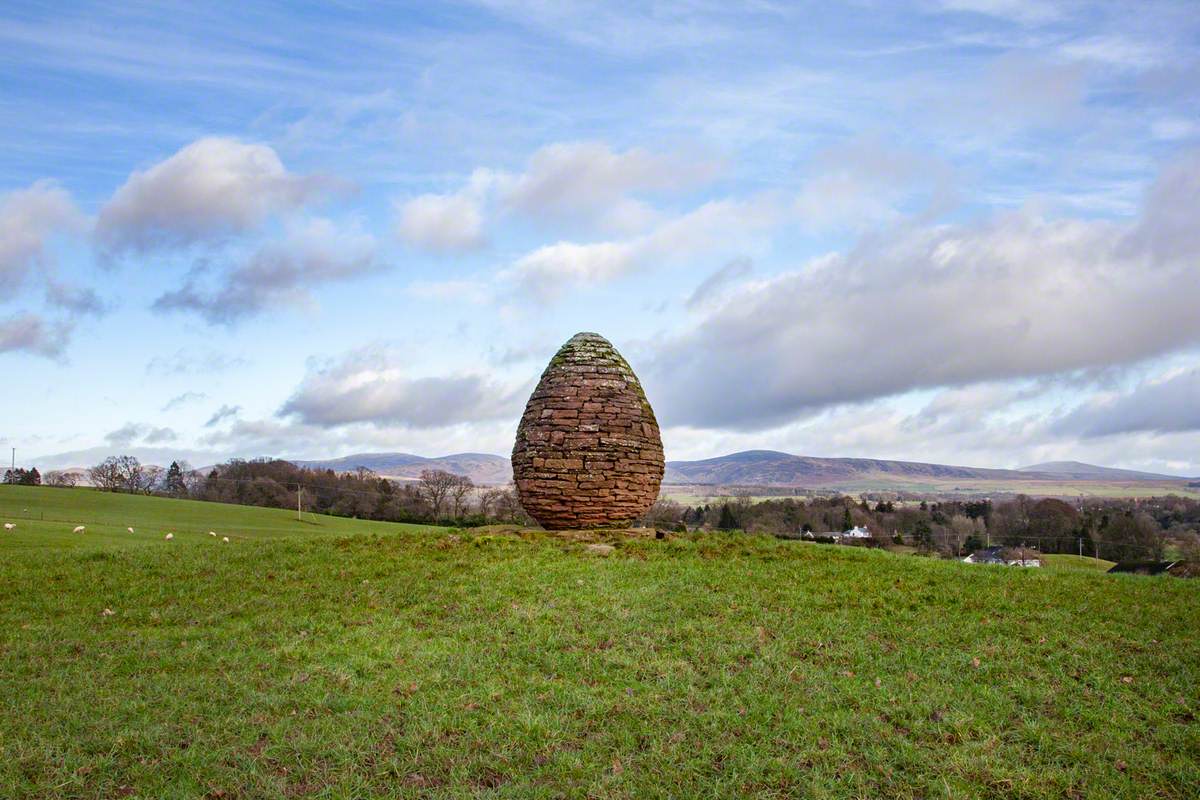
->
836, 525, 872, 541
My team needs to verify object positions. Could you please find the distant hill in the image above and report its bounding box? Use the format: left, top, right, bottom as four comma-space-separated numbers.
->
29, 446, 1192, 492
291, 452, 513, 485
1017, 461, 1186, 481
663, 450, 1029, 486
28, 446, 220, 473
293, 450, 1194, 489
663, 450, 1194, 488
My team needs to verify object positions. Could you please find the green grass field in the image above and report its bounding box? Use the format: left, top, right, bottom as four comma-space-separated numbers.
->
0, 485, 439, 551
1041, 553, 1117, 573
1, 486, 1197, 798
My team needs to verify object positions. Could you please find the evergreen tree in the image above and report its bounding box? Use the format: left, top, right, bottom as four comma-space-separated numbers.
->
717, 504, 737, 531
165, 461, 186, 496
842, 506, 853, 531
28, 467, 41, 486
914, 519, 933, 547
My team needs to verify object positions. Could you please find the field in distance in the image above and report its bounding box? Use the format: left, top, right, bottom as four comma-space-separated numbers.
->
0, 485, 443, 550
0, 486, 1196, 798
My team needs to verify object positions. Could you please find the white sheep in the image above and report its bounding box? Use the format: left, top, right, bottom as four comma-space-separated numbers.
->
164, 533, 174, 541
127, 527, 135, 533
73, 525, 86, 533
3, 523, 14, 531
222, 536, 229, 543
208, 531, 216, 537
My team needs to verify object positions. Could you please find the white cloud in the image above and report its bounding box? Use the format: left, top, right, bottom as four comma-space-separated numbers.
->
204, 404, 242, 428
393, 142, 719, 253
1054, 367, 1200, 437
502, 195, 779, 300
0, 313, 71, 359
644, 151, 1200, 430
685, 257, 753, 310
1060, 36, 1164, 70
980, 53, 1087, 128
105, 422, 178, 447
396, 188, 486, 253
935, 0, 1067, 26
95, 137, 327, 253
153, 217, 382, 324
500, 141, 717, 232
278, 345, 526, 429
794, 135, 959, 232
0, 180, 83, 292
467, 0, 747, 55
45, 278, 106, 316
145, 348, 248, 376
162, 391, 207, 412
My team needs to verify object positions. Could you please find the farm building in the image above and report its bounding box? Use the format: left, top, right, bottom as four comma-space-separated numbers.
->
963, 547, 1042, 567
1108, 561, 1177, 576
834, 525, 872, 541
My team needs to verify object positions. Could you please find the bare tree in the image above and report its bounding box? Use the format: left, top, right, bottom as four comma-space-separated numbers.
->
88, 457, 124, 491
140, 464, 164, 494
45, 470, 78, 488
112, 455, 144, 493
643, 498, 686, 529
182, 463, 205, 497
946, 514, 975, 556
479, 486, 530, 524
418, 469, 459, 519
449, 475, 474, 519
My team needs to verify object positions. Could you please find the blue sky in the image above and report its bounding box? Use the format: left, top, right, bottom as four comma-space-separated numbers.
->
3, 0, 1199, 474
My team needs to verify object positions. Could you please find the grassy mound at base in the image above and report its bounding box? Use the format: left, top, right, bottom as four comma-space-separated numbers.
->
1, 519, 1196, 798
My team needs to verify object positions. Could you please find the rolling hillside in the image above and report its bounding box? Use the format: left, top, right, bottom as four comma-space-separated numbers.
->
0, 485, 442, 550
291, 449, 1194, 494
291, 452, 512, 484
1018, 461, 1187, 481
663, 450, 1029, 486
1, 485, 1196, 797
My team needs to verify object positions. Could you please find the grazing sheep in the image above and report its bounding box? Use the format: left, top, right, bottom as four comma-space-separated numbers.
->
3, 523, 14, 531
208, 531, 216, 537
222, 536, 229, 543
164, 533, 174, 540
73, 525, 86, 533
127, 527, 135, 533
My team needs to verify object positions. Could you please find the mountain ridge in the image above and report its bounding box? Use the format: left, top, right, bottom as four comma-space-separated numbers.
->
289, 449, 1193, 487
291, 452, 512, 484
1016, 460, 1184, 481
27, 448, 1192, 488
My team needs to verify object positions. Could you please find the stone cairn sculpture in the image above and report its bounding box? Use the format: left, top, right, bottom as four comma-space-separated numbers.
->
512, 332, 665, 530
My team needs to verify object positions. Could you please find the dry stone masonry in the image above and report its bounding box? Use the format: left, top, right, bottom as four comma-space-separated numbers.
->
512, 332, 665, 530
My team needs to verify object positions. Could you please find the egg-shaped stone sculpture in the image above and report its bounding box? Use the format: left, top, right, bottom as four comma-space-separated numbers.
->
512, 332, 665, 530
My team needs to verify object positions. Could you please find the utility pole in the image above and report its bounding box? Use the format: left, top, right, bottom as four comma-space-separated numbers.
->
1078, 537, 1083, 557
297, 486, 303, 521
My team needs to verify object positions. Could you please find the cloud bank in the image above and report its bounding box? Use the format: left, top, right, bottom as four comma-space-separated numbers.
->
279, 345, 525, 429
96, 137, 327, 253
646, 150, 1200, 430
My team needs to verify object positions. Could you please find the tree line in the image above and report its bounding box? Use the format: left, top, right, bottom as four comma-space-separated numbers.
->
79, 454, 532, 526
34, 454, 1200, 561
643, 493, 1200, 563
